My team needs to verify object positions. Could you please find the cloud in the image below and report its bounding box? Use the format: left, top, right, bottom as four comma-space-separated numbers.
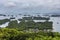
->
4, 2, 16, 7
0, 0, 60, 14
0, 0, 60, 8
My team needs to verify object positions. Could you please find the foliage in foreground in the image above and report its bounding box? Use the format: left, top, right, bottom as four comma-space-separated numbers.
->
0, 28, 60, 40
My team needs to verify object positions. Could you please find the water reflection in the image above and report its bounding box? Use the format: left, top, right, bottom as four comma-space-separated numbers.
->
49, 17, 60, 32
0, 22, 9, 28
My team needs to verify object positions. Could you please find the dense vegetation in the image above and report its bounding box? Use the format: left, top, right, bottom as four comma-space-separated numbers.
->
0, 19, 10, 25
7, 20, 19, 28
0, 28, 60, 40
7, 20, 53, 31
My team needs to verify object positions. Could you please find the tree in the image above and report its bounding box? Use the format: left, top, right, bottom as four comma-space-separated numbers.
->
7, 20, 19, 28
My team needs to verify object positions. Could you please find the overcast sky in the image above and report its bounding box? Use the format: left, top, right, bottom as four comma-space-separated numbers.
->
0, 0, 60, 14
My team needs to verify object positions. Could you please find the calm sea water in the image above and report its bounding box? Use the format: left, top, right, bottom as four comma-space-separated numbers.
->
49, 17, 60, 32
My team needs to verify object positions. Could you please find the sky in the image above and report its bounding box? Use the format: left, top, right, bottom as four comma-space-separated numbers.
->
0, 0, 60, 15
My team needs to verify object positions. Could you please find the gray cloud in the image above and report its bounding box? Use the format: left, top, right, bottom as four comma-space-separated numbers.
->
0, 0, 60, 8
0, 0, 60, 14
